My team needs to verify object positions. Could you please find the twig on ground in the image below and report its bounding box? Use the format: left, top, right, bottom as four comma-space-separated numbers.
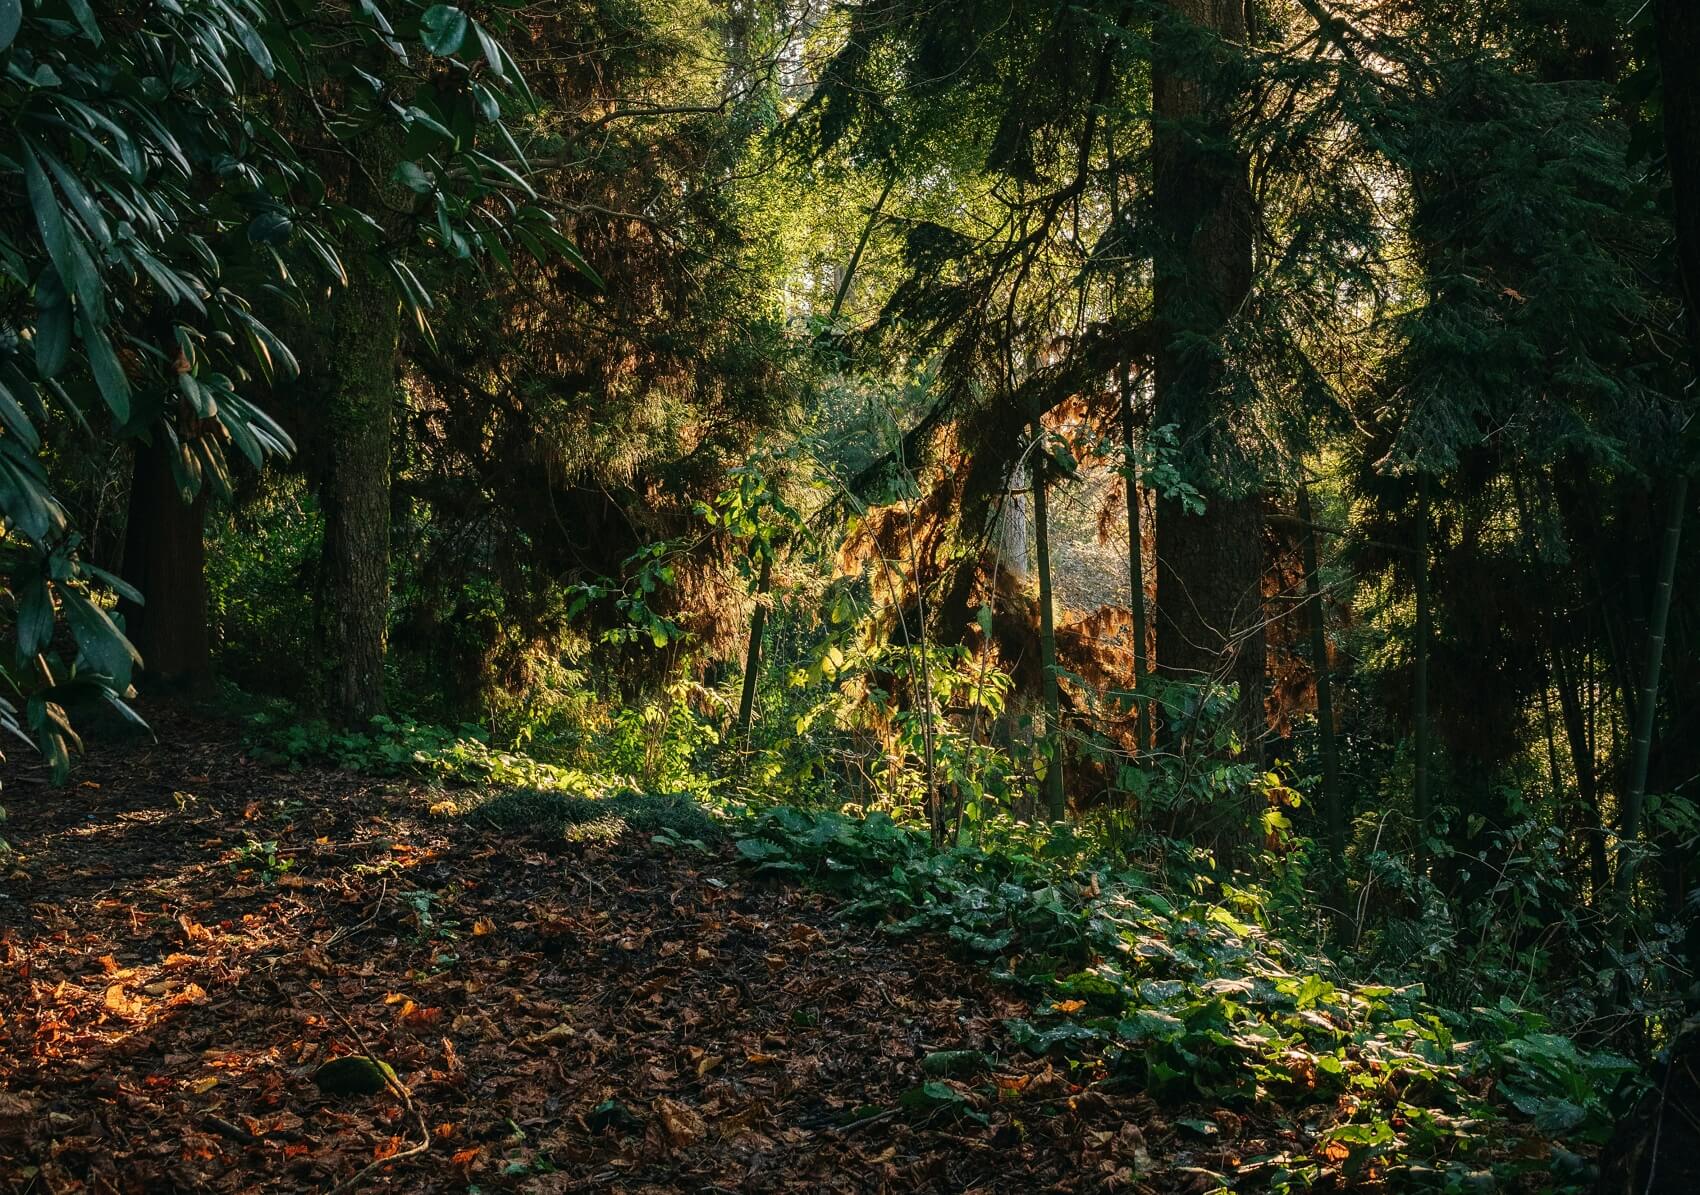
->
319, 878, 388, 949
311, 986, 431, 1194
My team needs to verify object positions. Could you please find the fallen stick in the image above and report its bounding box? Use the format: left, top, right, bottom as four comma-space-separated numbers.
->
311, 987, 431, 1194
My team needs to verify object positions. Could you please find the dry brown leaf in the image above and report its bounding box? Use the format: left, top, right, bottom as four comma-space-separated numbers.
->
654, 1096, 706, 1147
529, 1023, 577, 1047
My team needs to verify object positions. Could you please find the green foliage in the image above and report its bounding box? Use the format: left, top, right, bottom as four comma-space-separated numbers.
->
734, 805, 1645, 1189
0, 0, 587, 777
466, 787, 721, 845
244, 710, 596, 793
204, 477, 321, 696
231, 836, 293, 884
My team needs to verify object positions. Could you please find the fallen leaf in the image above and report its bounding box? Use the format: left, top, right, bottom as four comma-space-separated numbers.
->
654, 1096, 706, 1147
529, 1023, 577, 1047
103, 984, 146, 1018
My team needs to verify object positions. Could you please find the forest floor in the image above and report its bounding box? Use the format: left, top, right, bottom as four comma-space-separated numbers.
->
0, 712, 1274, 1194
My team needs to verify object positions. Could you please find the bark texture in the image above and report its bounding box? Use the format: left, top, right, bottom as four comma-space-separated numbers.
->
311, 108, 409, 726
1030, 424, 1066, 819
317, 246, 401, 724
1151, 0, 1266, 749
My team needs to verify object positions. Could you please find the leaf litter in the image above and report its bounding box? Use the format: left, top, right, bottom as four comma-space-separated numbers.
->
0, 714, 1238, 1193
0, 711, 1604, 1193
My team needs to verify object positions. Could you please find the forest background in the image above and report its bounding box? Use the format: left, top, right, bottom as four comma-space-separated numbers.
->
3, 0, 1700, 1189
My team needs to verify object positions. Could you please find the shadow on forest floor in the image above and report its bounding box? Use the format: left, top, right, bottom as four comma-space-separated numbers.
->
0, 707, 1269, 1194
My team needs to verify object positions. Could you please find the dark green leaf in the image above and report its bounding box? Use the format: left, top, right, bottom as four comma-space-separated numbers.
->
78, 318, 130, 422
419, 5, 468, 55
247, 210, 293, 245
0, 0, 20, 53
60, 588, 140, 687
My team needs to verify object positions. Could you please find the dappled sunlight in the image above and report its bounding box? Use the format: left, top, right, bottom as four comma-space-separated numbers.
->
3, 0, 1696, 1190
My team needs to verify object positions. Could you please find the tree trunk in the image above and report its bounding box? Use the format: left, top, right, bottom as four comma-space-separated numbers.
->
1617, 475, 1686, 893
318, 246, 401, 725
316, 115, 409, 726
1298, 483, 1340, 854
1552, 644, 1612, 898
1108, 128, 1150, 752
119, 437, 210, 689
1413, 472, 1432, 860
1121, 367, 1151, 751
996, 465, 1031, 583
1031, 424, 1066, 820
736, 551, 772, 740
1612, 0, 1700, 893
1151, 0, 1264, 752
1660, 0, 1700, 366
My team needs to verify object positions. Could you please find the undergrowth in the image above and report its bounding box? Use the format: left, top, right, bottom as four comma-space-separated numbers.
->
236, 698, 1650, 1190
733, 806, 1640, 1193
455, 786, 724, 844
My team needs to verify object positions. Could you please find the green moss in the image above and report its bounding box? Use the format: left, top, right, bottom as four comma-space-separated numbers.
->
313, 1054, 398, 1096
461, 786, 723, 844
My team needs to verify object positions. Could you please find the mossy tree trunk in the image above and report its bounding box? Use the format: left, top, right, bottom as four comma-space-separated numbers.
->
317, 132, 409, 726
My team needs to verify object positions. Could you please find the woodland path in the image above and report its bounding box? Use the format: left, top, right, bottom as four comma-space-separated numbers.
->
0, 714, 1273, 1194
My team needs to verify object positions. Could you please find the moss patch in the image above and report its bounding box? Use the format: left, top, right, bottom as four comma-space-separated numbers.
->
457, 786, 723, 844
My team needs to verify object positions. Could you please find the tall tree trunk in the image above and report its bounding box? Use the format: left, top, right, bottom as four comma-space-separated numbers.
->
317, 117, 408, 726
1617, 476, 1685, 893
1031, 423, 1066, 820
1613, 0, 1700, 891
736, 551, 772, 740
1663, 0, 1700, 370
1108, 129, 1150, 752
1121, 367, 1151, 751
119, 438, 210, 688
1412, 472, 1432, 860
1552, 644, 1611, 897
1298, 483, 1340, 854
1151, 0, 1264, 753
319, 248, 400, 725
